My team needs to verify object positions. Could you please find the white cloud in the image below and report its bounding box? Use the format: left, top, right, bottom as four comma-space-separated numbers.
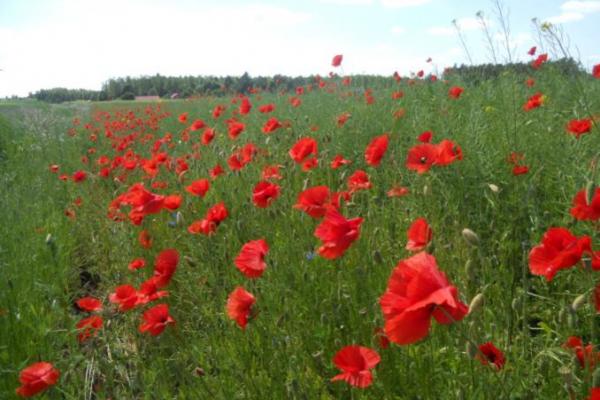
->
544, 0, 600, 24
390, 26, 406, 35
561, 0, 600, 13
544, 11, 585, 23
380, 0, 431, 8
0, 1, 318, 96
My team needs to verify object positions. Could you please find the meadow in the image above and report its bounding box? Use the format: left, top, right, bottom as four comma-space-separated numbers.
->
1, 58, 600, 399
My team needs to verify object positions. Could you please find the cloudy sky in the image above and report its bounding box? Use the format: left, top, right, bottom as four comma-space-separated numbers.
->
0, 0, 599, 97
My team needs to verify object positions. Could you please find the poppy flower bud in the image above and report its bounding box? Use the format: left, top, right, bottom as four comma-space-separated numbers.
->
462, 228, 480, 247
423, 185, 431, 196
466, 341, 477, 359
571, 294, 587, 312
586, 181, 596, 206
45, 233, 53, 245
488, 184, 499, 193
468, 293, 484, 315
195, 367, 205, 377
465, 259, 475, 282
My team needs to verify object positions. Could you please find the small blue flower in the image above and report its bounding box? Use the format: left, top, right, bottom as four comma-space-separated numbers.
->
305, 251, 316, 261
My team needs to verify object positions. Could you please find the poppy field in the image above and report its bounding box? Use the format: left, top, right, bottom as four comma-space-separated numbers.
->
2, 56, 600, 399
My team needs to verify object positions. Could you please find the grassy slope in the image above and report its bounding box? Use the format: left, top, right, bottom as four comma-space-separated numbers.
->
0, 68, 599, 399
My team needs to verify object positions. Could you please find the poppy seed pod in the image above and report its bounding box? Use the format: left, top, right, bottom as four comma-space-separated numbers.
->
462, 228, 480, 246
468, 293, 484, 315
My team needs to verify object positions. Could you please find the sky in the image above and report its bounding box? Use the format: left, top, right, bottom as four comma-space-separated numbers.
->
0, 0, 599, 97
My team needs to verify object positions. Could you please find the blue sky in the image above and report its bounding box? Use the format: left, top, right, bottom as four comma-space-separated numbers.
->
0, 0, 599, 97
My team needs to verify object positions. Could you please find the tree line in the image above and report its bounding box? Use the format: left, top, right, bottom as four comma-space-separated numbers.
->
27, 59, 589, 103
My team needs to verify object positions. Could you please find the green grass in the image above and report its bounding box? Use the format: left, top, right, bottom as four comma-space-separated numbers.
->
1, 66, 600, 399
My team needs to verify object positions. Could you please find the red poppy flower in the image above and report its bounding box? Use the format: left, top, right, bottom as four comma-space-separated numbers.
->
76, 315, 103, 342
190, 119, 206, 131
587, 387, 600, 400
302, 157, 318, 171
374, 327, 390, 349
189, 202, 229, 235
566, 118, 592, 138
364, 134, 389, 167
435, 139, 463, 166
294, 186, 337, 219
213, 105, 225, 119
201, 128, 215, 145
127, 257, 145, 271
210, 164, 225, 179
163, 195, 182, 210
330, 154, 351, 169
139, 230, 152, 249
379, 252, 468, 345
235, 239, 269, 278
262, 164, 283, 181
314, 208, 363, 259
387, 186, 410, 198
252, 181, 280, 208
137, 277, 169, 305
512, 165, 529, 176
565, 336, 600, 369
571, 187, 600, 221
406, 218, 433, 252
523, 92, 544, 111
139, 303, 175, 336
76, 297, 102, 312
49, 164, 59, 173
531, 53, 548, 69
527, 46, 536, 56
262, 117, 282, 134
109, 284, 139, 311
448, 86, 464, 99
337, 112, 351, 127
289, 137, 318, 164
332, 54, 343, 67
289, 96, 302, 107
227, 120, 245, 139
178, 112, 188, 123
186, 179, 210, 197
477, 342, 505, 370
418, 131, 432, 143
594, 64, 600, 79
226, 286, 256, 329
331, 345, 380, 388
239, 97, 252, 115
72, 170, 87, 182
528, 227, 591, 281
153, 249, 179, 288
406, 143, 437, 174
347, 170, 372, 192
15, 362, 60, 397
525, 78, 535, 87
259, 104, 275, 113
